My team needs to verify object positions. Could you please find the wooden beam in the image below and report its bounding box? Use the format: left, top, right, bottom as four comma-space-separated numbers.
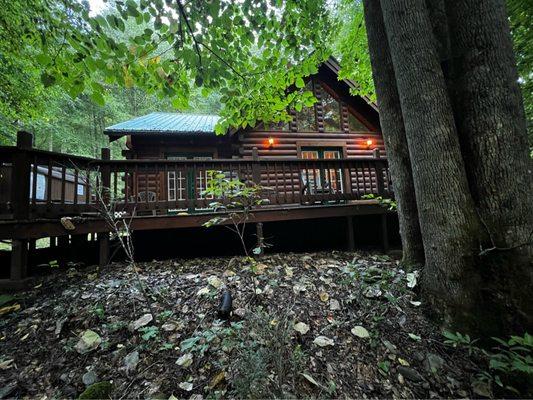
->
98, 232, 110, 267
10, 239, 28, 281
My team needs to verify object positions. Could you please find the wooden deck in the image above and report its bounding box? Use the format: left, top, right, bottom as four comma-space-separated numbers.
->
0, 132, 394, 287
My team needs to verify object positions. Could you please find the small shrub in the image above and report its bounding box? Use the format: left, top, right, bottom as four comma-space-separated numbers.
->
227, 308, 307, 398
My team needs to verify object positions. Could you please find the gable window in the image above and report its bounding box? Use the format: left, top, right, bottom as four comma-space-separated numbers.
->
348, 112, 368, 131
297, 81, 318, 132
321, 86, 341, 132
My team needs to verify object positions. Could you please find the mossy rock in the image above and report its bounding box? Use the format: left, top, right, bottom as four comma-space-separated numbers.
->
78, 381, 113, 399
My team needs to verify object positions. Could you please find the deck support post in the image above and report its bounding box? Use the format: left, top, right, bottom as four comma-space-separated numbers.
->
10, 239, 28, 281
346, 216, 355, 251
381, 214, 389, 253
255, 222, 264, 256
98, 233, 110, 267
251, 147, 260, 184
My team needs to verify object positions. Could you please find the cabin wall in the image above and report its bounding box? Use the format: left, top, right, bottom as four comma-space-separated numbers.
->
234, 76, 385, 160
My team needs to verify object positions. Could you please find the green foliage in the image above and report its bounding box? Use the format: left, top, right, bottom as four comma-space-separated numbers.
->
443, 331, 533, 396
361, 194, 397, 211
180, 320, 243, 357
507, 0, 533, 147
139, 325, 159, 341
78, 381, 113, 399
228, 308, 307, 398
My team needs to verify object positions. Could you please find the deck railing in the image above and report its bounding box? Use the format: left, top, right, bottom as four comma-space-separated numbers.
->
0, 132, 392, 220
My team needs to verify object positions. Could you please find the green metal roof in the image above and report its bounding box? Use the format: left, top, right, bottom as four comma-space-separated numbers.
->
104, 112, 220, 136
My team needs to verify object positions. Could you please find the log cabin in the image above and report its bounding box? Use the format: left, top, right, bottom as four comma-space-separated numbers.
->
104, 58, 386, 207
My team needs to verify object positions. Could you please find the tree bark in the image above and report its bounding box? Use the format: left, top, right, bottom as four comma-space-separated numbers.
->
362, 0, 424, 267
445, 0, 533, 331
380, 0, 489, 332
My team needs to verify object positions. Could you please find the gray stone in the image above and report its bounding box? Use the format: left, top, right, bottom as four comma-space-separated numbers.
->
82, 370, 98, 387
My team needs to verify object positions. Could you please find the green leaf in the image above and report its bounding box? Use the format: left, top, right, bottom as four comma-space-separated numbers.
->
295, 76, 305, 88
90, 91, 105, 106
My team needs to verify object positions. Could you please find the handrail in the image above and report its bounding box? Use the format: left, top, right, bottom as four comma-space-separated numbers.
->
0, 134, 392, 222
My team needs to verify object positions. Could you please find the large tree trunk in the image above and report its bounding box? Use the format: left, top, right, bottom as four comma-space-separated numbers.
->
362, 0, 424, 267
379, 0, 489, 332
445, 0, 533, 331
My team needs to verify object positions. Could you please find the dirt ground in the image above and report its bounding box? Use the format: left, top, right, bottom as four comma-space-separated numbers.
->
0, 251, 486, 399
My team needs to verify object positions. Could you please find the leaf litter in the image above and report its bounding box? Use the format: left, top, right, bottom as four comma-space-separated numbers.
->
0, 251, 478, 398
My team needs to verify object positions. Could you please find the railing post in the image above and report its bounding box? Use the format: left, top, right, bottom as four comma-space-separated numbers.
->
373, 148, 385, 195
99, 148, 111, 267
252, 147, 260, 184
12, 131, 32, 220
9, 131, 32, 283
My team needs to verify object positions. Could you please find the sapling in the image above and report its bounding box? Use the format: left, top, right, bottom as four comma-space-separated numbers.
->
203, 170, 271, 299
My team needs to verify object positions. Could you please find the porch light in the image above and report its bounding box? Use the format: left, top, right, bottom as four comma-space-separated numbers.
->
267, 137, 275, 148
366, 139, 373, 148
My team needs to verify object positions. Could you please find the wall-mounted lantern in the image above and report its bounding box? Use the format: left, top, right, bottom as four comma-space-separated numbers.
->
365, 139, 374, 149
267, 137, 275, 148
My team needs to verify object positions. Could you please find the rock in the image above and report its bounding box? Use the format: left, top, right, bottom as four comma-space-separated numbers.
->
397, 366, 424, 383
82, 371, 98, 386
313, 336, 334, 347
124, 351, 139, 373
424, 353, 445, 374
351, 326, 370, 338
293, 322, 310, 335
129, 314, 153, 331
75, 330, 102, 354
78, 382, 113, 399
329, 299, 341, 310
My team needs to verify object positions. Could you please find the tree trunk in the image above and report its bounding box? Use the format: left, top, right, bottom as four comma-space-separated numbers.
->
362, 0, 424, 267
445, 0, 533, 331
380, 0, 489, 332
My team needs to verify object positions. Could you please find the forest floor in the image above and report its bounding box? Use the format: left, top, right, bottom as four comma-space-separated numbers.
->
0, 251, 491, 399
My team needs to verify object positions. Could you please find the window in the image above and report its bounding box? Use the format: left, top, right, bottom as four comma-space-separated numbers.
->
348, 112, 368, 131
297, 80, 317, 132
321, 86, 341, 132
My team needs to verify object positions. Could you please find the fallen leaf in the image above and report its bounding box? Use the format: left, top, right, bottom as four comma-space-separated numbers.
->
398, 358, 410, 366
75, 330, 101, 354
0, 359, 14, 370
293, 322, 310, 335
300, 372, 321, 387
209, 371, 225, 389
176, 353, 193, 367
408, 333, 422, 342
406, 272, 418, 288
313, 336, 334, 347
129, 314, 153, 331
351, 326, 370, 338
410, 300, 422, 307
196, 287, 210, 296
0, 304, 20, 316
178, 382, 193, 391
319, 291, 329, 302
207, 276, 223, 289
329, 299, 341, 310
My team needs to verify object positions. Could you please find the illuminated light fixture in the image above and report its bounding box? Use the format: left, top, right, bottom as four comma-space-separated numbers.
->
267, 137, 275, 148
366, 139, 373, 148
